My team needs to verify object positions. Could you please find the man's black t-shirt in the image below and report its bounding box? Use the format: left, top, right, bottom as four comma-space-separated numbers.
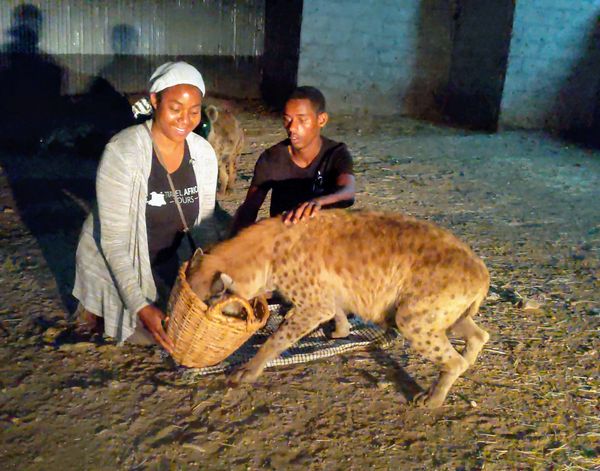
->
251, 137, 354, 216
146, 142, 199, 289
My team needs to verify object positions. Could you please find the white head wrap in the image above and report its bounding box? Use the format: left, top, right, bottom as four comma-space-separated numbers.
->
149, 61, 206, 96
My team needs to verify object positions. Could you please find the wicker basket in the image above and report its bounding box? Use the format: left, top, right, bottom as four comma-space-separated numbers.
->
166, 261, 269, 368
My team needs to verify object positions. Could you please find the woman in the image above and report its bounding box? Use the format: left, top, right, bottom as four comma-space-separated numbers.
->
73, 62, 218, 353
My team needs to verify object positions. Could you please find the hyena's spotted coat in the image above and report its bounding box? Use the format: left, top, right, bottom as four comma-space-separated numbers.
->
205, 105, 244, 196
187, 210, 490, 408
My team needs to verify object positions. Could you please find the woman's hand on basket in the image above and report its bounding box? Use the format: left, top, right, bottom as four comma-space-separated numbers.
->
137, 305, 175, 354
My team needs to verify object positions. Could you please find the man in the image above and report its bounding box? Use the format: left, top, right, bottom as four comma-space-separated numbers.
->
230, 86, 355, 235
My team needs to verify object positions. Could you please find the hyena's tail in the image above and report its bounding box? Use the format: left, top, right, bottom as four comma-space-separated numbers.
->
467, 263, 490, 319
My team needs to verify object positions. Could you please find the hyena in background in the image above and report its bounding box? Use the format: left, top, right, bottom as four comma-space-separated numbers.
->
205, 105, 245, 196
187, 210, 490, 408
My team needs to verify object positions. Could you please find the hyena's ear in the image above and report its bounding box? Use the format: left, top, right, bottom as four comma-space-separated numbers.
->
220, 273, 234, 289
210, 274, 225, 296
206, 105, 219, 123
186, 248, 204, 278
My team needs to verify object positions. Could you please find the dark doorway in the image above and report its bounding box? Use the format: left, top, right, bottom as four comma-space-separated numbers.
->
261, 0, 303, 109
443, 0, 515, 131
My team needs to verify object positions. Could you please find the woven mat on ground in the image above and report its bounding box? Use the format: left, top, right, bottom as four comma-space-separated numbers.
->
179, 304, 399, 379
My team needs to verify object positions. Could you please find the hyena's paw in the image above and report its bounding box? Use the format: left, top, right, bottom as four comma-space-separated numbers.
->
227, 363, 262, 386
330, 313, 351, 339
413, 388, 446, 409
330, 324, 350, 339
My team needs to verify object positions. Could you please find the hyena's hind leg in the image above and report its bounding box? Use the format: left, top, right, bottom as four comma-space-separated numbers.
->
331, 307, 351, 339
395, 301, 470, 408
448, 298, 489, 367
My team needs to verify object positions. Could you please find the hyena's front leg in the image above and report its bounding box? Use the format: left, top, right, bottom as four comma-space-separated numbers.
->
227, 154, 238, 191
228, 305, 332, 385
217, 160, 229, 196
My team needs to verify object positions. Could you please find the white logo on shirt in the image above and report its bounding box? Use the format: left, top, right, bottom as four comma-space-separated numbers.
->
147, 191, 167, 207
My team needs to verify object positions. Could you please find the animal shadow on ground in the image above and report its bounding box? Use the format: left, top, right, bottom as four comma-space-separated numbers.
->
367, 347, 424, 403
317, 318, 424, 403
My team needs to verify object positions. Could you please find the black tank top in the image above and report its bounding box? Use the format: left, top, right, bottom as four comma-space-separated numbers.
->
146, 142, 199, 289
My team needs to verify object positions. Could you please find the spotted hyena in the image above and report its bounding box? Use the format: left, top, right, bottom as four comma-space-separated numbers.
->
187, 210, 490, 408
205, 105, 245, 196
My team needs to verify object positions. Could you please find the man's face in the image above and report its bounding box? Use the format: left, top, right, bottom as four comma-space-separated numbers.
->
283, 98, 328, 151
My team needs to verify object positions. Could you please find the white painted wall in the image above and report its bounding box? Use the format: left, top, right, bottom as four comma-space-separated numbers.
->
297, 0, 453, 115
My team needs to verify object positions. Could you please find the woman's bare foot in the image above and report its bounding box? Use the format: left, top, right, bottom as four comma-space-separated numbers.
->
75, 306, 104, 336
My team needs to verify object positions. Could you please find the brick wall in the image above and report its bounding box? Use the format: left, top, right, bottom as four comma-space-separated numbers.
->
500, 0, 600, 131
296, 0, 453, 115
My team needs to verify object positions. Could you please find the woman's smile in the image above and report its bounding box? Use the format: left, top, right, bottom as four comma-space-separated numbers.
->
150, 84, 202, 144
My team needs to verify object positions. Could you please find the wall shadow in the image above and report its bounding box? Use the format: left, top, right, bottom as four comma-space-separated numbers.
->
0, 7, 135, 317
550, 14, 600, 147
0, 3, 64, 152
69, 23, 140, 157
261, 0, 303, 110
403, 0, 455, 123
440, 0, 515, 132
402, 0, 515, 131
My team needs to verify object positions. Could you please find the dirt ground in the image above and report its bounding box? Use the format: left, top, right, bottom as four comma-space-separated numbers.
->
0, 102, 598, 471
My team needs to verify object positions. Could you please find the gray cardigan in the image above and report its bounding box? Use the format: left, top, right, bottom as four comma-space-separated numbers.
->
73, 122, 218, 342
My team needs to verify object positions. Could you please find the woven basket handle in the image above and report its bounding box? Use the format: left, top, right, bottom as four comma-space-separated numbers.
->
210, 296, 259, 331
